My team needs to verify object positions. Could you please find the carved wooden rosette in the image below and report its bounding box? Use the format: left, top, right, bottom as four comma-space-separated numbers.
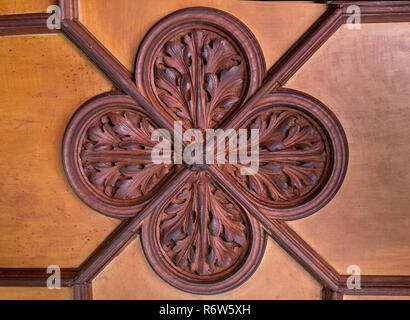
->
219, 89, 348, 220
62, 7, 348, 294
63, 94, 178, 218
141, 171, 266, 294
135, 7, 265, 130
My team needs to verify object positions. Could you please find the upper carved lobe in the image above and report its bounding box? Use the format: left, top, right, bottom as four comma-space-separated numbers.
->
154, 30, 245, 129
135, 8, 265, 132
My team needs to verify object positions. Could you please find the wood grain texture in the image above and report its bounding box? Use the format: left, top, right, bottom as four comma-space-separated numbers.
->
60, 18, 175, 135
92, 237, 322, 300
78, 0, 326, 72
0, 286, 72, 300
331, 1, 410, 23
0, 268, 76, 287
0, 0, 55, 15
0, 13, 60, 35
0, 34, 119, 268
286, 23, 410, 275
73, 282, 92, 300
219, 6, 343, 132
339, 275, 410, 296
322, 287, 343, 300
1, 0, 409, 299
74, 169, 192, 284
140, 176, 267, 294
62, 93, 179, 218
62, 6, 347, 293
134, 6, 266, 130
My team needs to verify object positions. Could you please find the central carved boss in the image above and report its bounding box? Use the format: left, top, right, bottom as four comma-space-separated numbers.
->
63, 8, 347, 294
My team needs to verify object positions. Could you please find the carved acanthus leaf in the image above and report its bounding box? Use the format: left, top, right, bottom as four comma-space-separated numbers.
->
80, 110, 172, 200
154, 30, 245, 128
226, 109, 327, 204
159, 175, 248, 276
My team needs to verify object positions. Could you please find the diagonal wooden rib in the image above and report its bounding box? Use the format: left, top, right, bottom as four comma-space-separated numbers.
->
338, 275, 410, 296
220, 7, 343, 131
56, 0, 410, 297
74, 168, 192, 284
331, 1, 410, 23
60, 19, 175, 135
0, 268, 76, 287
0, 13, 61, 36
207, 165, 339, 290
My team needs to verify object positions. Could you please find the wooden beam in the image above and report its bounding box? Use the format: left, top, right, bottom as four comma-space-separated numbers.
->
0, 268, 76, 287
0, 13, 60, 36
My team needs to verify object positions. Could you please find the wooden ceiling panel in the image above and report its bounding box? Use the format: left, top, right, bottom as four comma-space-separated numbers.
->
0, 34, 120, 268
0, 0, 56, 15
0, 286, 72, 300
0, 0, 409, 300
286, 23, 410, 275
78, 0, 326, 71
92, 237, 322, 299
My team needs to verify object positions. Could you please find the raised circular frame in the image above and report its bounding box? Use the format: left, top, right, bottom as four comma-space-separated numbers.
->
141, 191, 267, 295
230, 88, 349, 220
135, 7, 266, 128
62, 93, 164, 218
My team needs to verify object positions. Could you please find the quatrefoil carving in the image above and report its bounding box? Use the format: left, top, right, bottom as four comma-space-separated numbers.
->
63, 7, 348, 294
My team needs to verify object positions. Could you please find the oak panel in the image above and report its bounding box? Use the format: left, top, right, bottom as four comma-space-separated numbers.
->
286, 23, 410, 275
0, 286, 72, 300
92, 237, 321, 299
78, 0, 326, 72
0, 0, 56, 15
0, 34, 119, 268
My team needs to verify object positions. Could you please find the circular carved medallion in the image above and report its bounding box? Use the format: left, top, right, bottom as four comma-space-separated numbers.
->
222, 89, 348, 220
62, 7, 348, 294
135, 7, 266, 129
141, 172, 266, 294
63, 94, 176, 218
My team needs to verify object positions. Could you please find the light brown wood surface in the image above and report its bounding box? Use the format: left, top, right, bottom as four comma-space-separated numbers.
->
0, 34, 119, 268
78, 0, 326, 71
92, 237, 322, 299
0, 286, 72, 300
286, 23, 410, 275
0, 0, 409, 300
0, 0, 55, 15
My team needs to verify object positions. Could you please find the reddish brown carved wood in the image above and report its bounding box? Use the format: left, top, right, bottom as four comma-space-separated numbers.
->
63, 93, 180, 218
62, 7, 347, 293
135, 8, 265, 130
0, 13, 60, 36
142, 172, 266, 294
0, 0, 408, 299
219, 89, 347, 220
226, 108, 327, 205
